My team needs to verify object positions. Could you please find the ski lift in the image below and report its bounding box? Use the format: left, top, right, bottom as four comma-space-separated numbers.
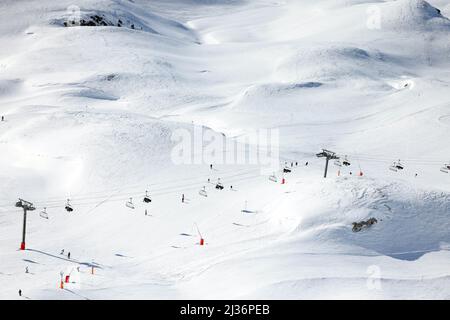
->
143, 191, 152, 203
389, 160, 404, 172
283, 166, 292, 173
441, 163, 450, 173
269, 173, 278, 182
126, 197, 135, 209
342, 156, 351, 167
199, 186, 208, 197
40, 207, 49, 220
65, 199, 73, 212
215, 178, 224, 190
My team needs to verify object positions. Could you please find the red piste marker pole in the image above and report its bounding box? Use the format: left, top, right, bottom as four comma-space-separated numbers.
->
195, 223, 205, 246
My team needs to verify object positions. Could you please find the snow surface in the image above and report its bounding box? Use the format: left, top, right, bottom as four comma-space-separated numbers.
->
0, 0, 449, 299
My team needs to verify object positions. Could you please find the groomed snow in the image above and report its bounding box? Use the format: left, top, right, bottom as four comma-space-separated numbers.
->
0, 0, 449, 299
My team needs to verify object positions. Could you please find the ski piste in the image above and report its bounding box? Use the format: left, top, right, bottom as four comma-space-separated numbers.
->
1, 0, 450, 300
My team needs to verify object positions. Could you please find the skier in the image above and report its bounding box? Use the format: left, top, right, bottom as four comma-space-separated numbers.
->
25, 266, 29, 274
182, 194, 185, 203
145, 209, 148, 216
305, 162, 309, 166
60, 249, 64, 255
210, 164, 213, 170
230, 185, 233, 190
207, 178, 210, 183
67, 252, 71, 259
18, 289, 22, 297
415, 173, 418, 178
1, 116, 4, 121
291, 162, 293, 168
295, 162, 298, 166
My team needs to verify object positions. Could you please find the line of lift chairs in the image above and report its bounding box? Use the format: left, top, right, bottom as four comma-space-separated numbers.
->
51, 158, 450, 216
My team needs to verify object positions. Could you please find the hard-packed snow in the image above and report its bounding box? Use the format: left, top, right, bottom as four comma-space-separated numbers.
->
0, 0, 449, 299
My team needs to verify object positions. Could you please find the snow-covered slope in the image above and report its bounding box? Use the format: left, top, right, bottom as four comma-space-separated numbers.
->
0, 0, 449, 299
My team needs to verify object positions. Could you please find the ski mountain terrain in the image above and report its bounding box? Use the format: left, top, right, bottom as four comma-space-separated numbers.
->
0, 0, 450, 299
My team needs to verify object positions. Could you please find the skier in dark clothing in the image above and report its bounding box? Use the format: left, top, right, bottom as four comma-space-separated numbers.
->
305, 162, 309, 166
67, 252, 71, 259
18, 289, 22, 297
182, 194, 185, 203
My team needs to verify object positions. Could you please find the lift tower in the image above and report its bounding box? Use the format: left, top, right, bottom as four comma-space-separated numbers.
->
316, 149, 339, 178
15, 198, 35, 250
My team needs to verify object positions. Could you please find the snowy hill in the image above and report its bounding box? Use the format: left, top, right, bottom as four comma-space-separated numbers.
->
0, 0, 450, 299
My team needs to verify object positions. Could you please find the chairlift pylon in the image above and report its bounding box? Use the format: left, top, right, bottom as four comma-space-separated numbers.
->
143, 190, 152, 203
40, 207, 49, 220
126, 197, 135, 209
65, 199, 73, 212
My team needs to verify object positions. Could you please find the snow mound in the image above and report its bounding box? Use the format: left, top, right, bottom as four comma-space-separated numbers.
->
381, 0, 450, 31
0, 79, 23, 97
275, 45, 400, 87
270, 177, 450, 261
6, 0, 198, 42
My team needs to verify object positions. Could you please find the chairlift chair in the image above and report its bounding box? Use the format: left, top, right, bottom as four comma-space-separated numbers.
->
395, 160, 404, 170
283, 166, 292, 173
441, 163, 450, 173
215, 178, 224, 190
126, 197, 135, 209
65, 199, 74, 212
143, 191, 152, 203
342, 156, 351, 166
199, 186, 208, 197
269, 173, 278, 182
389, 163, 398, 172
40, 207, 49, 220
389, 160, 404, 172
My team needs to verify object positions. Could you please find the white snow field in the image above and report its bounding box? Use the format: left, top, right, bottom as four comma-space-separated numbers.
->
0, 0, 450, 300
